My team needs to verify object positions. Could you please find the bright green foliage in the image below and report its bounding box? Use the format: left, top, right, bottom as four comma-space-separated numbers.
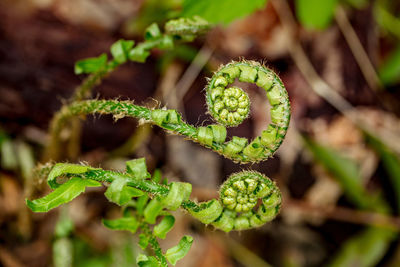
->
189, 199, 223, 224
48, 163, 96, 189
136, 255, 159, 267
26, 177, 101, 212
295, 0, 338, 30
145, 23, 162, 40
165, 235, 194, 266
27, 160, 282, 230
74, 54, 108, 75
144, 198, 164, 224
136, 195, 150, 215
153, 215, 175, 239
105, 178, 144, 205
126, 158, 151, 179
32, 16, 291, 267
53, 61, 290, 164
102, 217, 139, 234
182, 0, 267, 24
138, 234, 150, 250
161, 182, 192, 211
110, 40, 135, 64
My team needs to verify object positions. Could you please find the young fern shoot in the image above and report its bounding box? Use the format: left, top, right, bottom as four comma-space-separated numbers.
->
49, 61, 290, 164
28, 16, 291, 267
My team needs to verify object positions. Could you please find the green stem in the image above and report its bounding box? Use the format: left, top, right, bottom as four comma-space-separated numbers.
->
140, 222, 168, 267
43, 97, 285, 164
83, 169, 169, 195
44, 61, 291, 164
74, 168, 205, 213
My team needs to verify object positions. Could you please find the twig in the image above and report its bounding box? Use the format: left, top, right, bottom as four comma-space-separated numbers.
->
284, 198, 400, 231
335, 5, 383, 91
173, 44, 214, 107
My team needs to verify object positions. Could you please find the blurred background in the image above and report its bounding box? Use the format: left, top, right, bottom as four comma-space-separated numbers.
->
0, 0, 400, 266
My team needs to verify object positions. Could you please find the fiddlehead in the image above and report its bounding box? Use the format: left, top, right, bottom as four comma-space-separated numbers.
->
27, 162, 281, 232
49, 61, 290, 164
204, 61, 290, 162
187, 171, 281, 232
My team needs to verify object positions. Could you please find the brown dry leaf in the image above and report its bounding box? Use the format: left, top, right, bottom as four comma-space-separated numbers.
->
0, 174, 22, 216
196, 236, 233, 267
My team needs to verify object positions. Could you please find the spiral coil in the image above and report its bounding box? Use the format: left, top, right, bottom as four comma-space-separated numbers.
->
187, 171, 281, 232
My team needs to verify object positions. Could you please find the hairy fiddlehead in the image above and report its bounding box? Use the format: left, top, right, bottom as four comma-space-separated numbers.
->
189, 171, 281, 232
49, 61, 290, 164
28, 16, 290, 266
27, 161, 281, 232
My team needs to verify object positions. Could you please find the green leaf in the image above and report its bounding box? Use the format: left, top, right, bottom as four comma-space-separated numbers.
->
48, 163, 93, 189
102, 217, 139, 234
366, 134, 400, 212
152, 169, 162, 183
144, 23, 162, 40
26, 177, 101, 212
126, 158, 150, 179
165, 235, 193, 266
138, 234, 150, 250
111, 39, 135, 64
295, 0, 338, 29
188, 199, 223, 224
328, 227, 396, 267
161, 182, 192, 211
303, 137, 384, 211
105, 178, 143, 206
181, 0, 267, 24
378, 45, 400, 86
153, 215, 175, 239
144, 198, 164, 224
74, 53, 108, 75
136, 195, 149, 215
158, 35, 174, 50
129, 47, 150, 63
136, 255, 160, 267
